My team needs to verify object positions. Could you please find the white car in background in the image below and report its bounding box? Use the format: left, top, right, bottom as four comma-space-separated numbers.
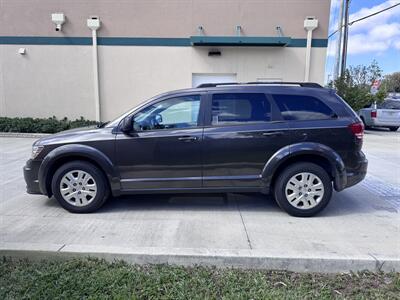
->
359, 99, 400, 131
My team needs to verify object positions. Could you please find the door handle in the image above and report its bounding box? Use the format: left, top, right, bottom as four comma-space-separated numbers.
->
262, 131, 284, 137
178, 136, 198, 142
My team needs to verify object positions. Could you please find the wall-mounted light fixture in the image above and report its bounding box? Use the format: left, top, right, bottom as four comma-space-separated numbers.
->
18, 48, 26, 55
51, 13, 65, 32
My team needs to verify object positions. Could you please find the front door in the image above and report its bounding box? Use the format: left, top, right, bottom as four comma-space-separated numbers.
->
116, 94, 204, 190
202, 91, 290, 188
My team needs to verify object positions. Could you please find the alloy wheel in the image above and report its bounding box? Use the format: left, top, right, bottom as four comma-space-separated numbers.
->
59, 170, 97, 207
285, 172, 325, 210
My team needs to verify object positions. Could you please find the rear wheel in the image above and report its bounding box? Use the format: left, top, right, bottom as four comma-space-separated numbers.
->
389, 127, 399, 132
51, 161, 109, 213
273, 162, 332, 217
360, 117, 371, 130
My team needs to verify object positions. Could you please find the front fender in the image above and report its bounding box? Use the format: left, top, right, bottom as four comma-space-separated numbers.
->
262, 142, 347, 192
38, 144, 120, 196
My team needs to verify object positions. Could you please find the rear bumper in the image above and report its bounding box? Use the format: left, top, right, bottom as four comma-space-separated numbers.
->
345, 155, 368, 189
23, 159, 42, 195
334, 151, 368, 191
370, 119, 400, 127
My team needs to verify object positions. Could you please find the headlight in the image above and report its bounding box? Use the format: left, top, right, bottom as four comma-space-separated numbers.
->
32, 145, 44, 159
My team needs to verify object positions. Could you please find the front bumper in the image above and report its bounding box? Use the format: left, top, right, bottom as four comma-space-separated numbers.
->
23, 159, 42, 194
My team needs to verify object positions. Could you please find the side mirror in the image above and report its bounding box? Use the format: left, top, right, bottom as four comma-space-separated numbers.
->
121, 115, 133, 134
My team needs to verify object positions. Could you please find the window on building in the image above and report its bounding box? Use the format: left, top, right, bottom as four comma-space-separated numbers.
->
133, 95, 200, 131
273, 94, 336, 120
211, 93, 271, 125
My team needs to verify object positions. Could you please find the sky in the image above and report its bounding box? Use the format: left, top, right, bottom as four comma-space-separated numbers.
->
325, 0, 400, 82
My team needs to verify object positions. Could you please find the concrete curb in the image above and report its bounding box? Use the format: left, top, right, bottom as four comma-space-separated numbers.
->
1, 243, 399, 273
0, 132, 51, 138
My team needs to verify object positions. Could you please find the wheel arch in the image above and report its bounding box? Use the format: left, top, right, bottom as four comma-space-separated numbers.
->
261, 142, 347, 193
38, 144, 120, 197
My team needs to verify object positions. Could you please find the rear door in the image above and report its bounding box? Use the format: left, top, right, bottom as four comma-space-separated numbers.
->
270, 91, 348, 158
202, 90, 290, 188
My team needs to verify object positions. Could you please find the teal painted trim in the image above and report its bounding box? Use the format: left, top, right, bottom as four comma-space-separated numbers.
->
190, 36, 291, 46
0, 36, 91, 45
0, 36, 328, 47
98, 37, 190, 46
0, 36, 190, 46
288, 38, 328, 47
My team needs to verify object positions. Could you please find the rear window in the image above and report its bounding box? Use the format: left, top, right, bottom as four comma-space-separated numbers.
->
211, 93, 271, 125
377, 100, 400, 109
273, 94, 336, 121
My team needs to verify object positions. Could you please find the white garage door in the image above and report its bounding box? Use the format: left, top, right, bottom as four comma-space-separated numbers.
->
192, 73, 237, 88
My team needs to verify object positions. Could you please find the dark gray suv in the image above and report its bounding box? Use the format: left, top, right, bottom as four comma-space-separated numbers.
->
24, 82, 368, 217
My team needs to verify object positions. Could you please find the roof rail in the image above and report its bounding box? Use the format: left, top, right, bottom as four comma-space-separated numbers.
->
196, 82, 323, 88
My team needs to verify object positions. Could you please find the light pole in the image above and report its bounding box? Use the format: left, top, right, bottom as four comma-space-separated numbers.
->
340, 0, 350, 77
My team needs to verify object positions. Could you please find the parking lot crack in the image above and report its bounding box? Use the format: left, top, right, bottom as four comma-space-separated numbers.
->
235, 199, 253, 250
368, 253, 386, 271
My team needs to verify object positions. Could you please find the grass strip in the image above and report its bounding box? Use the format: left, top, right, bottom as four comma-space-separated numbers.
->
1, 257, 399, 299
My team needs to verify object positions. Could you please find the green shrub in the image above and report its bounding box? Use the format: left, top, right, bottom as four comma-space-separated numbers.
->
0, 116, 98, 134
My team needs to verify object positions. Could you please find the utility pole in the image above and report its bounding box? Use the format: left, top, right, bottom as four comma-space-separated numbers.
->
333, 0, 344, 80
340, 0, 350, 77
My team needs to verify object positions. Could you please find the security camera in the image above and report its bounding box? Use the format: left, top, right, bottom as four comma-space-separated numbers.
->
52, 13, 65, 32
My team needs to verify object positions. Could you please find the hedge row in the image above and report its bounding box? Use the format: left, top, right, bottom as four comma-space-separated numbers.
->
0, 117, 98, 134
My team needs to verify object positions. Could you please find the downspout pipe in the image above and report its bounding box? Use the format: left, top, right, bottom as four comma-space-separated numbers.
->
87, 17, 101, 122
304, 17, 318, 82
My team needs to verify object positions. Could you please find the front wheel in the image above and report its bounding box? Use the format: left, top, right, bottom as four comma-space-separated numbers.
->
273, 162, 333, 217
51, 161, 109, 213
389, 127, 399, 132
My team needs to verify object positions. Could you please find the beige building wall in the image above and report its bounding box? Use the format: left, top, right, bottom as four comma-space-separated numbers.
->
0, 0, 330, 121
1, 45, 326, 120
0, 0, 330, 39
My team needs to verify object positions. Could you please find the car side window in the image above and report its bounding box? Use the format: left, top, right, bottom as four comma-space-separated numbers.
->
211, 93, 271, 125
273, 94, 336, 121
133, 95, 201, 131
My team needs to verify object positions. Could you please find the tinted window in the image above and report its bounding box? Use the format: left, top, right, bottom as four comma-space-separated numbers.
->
212, 93, 271, 125
133, 95, 200, 131
273, 94, 335, 120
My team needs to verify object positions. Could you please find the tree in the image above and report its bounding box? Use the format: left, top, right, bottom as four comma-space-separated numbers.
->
382, 72, 400, 93
329, 60, 386, 111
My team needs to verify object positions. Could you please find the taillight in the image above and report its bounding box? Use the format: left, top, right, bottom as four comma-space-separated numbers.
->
371, 110, 377, 118
349, 122, 364, 140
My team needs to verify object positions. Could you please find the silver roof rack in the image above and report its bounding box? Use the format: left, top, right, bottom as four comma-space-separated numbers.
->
197, 82, 323, 88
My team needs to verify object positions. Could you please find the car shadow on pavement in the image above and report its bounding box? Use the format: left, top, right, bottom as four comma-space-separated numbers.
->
97, 193, 282, 214
85, 191, 381, 217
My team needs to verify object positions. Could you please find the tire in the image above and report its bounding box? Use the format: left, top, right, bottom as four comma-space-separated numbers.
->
273, 162, 333, 217
389, 127, 399, 132
51, 160, 109, 213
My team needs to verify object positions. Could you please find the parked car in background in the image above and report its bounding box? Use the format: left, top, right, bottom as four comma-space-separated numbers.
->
24, 82, 368, 217
358, 99, 400, 131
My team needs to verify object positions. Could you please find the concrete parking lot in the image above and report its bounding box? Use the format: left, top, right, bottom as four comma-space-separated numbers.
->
0, 129, 399, 272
